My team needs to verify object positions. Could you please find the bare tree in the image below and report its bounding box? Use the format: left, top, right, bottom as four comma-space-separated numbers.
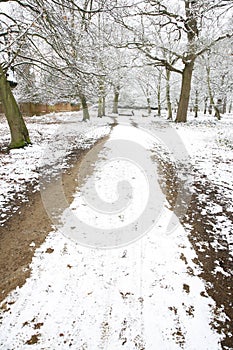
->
112, 0, 232, 122
0, 2, 33, 147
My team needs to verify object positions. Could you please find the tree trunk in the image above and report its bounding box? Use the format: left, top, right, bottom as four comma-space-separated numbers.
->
112, 87, 119, 114
147, 97, 151, 114
98, 97, 103, 118
194, 90, 198, 118
175, 1, 198, 123
98, 76, 105, 117
214, 105, 221, 120
206, 67, 221, 120
98, 96, 106, 118
229, 101, 232, 113
214, 106, 221, 120
223, 96, 227, 114
204, 96, 208, 114
157, 71, 162, 116
175, 62, 194, 123
103, 96, 106, 116
80, 94, 90, 121
166, 68, 172, 120
0, 64, 30, 148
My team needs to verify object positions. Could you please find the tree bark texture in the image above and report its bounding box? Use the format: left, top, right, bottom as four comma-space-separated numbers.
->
175, 62, 194, 122
175, 1, 198, 123
194, 90, 198, 118
147, 97, 151, 114
0, 64, 30, 148
80, 94, 90, 121
157, 71, 161, 116
166, 68, 172, 120
112, 87, 120, 114
206, 67, 221, 120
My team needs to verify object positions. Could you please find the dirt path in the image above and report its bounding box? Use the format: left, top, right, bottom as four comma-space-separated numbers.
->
0, 118, 232, 349
156, 156, 233, 349
0, 137, 109, 303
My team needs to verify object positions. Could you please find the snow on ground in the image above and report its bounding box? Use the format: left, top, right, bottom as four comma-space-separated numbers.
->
0, 110, 232, 349
0, 217, 222, 349
129, 111, 233, 254
0, 108, 112, 225
172, 113, 233, 202
173, 114, 233, 254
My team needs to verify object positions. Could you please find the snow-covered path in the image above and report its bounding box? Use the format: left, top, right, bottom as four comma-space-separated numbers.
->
0, 225, 221, 349
0, 122, 224, 350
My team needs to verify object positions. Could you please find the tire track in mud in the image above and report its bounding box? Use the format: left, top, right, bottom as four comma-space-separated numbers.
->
0, 135, 110, 304
127, 118, 232, 348
155, 155, 233, 349
1, 116, 231, 348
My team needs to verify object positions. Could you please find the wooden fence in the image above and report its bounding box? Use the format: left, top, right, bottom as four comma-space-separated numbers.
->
0, 102, 80, 116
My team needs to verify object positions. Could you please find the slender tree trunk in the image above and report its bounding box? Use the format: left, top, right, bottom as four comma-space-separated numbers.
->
194, 90, 198, 118
223, 96, 227, 114
229, 100, 232, 113
98, 97, 103, 118
0, 64, 30, 148
98, 77, 105, 118
174, 99, 179, 113
214, 106, 221, 120
112, 86, 120, 114
98, 96, 105, 117
157, 71, 162, 116
175, 62, 194, 123
166, 68, 172, 120
103, 96, 106, 116
147, 97, 151, 114
80, 94, 90, 121
204, 96, 208, 114
206, 67, 221, 120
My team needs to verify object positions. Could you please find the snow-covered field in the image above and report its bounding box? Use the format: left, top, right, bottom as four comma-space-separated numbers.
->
0, 110, 232, 349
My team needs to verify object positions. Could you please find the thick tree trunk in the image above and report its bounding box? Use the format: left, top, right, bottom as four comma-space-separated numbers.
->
175, 62, 194, 123
0, 64, 30, 149
112, 87, 119, 114
166, 68, 172, 120
80, 94, 90, 121
174, 1, 198, 123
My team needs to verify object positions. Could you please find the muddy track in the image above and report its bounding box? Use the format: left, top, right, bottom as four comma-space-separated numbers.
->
0, 136, 109, 304
156, 156, 233, 349
1, 118, 232, 348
